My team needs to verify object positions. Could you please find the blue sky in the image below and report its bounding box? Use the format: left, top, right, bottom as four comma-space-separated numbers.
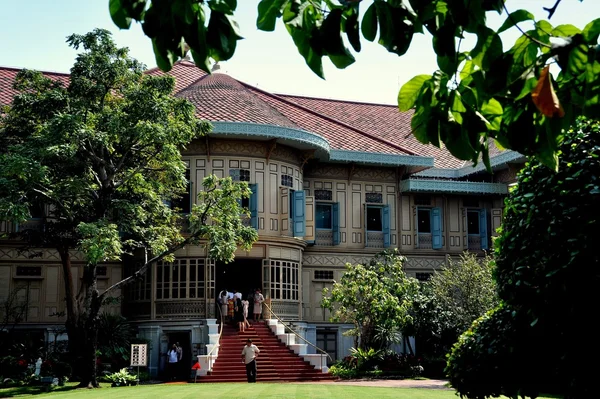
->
1, 0, 599, 104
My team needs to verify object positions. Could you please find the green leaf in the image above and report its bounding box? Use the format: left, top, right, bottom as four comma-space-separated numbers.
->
583, 18, 600, 43
343, 7, 361, 52
471, 27, 503, 69
551, 24, 581, 37
321, 9, 356, 69
481, 98, 503, 131
152, 39, 174, 72
498, 9, 535, 34
110, 0, 132, 30
287, 25, 324, 79
361, 3, 378, 42
257, 0, 287, 31
398, 74, 431, 111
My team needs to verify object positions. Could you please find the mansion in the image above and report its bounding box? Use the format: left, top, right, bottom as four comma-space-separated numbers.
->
0, 61, 523, 377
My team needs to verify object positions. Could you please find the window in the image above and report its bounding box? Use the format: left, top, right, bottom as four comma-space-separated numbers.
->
281, 174, 293, 188
366, 206, 382, 231
16, 266, 42, 277
416, 207, 443, 250
365, 192, 383, 204
314, 190, 332, 201
314, 270, 334, 280
156, 258, 206, 300
316, 203, 332, 229
170, 170, 192, 214
467, 210, 480, 235
416, 272, 433, 282
417, 208, 431, 233
29, 202, 45, 219
267, 260, 299, 301
229, 169, 250, 182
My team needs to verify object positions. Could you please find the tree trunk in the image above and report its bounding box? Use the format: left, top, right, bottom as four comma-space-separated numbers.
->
59, 248, 102, 388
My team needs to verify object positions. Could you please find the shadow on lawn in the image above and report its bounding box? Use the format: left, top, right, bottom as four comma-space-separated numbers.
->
0, 384, 78, 398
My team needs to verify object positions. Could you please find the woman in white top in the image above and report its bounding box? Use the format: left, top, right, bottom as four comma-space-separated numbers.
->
242, 298, 250, 328
253, 289, 264, 323
167, 344, 179, 381
218, 290, 228, 321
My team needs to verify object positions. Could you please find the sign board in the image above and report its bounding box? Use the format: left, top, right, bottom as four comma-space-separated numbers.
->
130, 344, 147, 367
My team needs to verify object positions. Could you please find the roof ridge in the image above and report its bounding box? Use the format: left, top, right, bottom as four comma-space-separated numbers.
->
277, 93, 397, 108
0, 65, 70, 76
242, 82, 418, 156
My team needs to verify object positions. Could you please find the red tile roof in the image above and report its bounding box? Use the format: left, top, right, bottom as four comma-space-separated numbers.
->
144, 60, 207, 94
0, 67, 69, 108
277, 94, 504, 168
179, 73, 300, 129
1, 60, 502, 167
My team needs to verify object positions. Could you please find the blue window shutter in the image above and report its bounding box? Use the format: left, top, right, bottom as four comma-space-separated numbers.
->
383, 205, 391, 248
431, 207, 442, 249
479, 209, 489, 250
364, 204, 368, 246
293, 190, 306, 237
415, 206, 419, 249
332, 202, 340, 245
250, 184, 258, 230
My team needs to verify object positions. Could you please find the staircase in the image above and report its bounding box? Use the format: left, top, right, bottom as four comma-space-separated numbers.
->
198, 321, 333, 383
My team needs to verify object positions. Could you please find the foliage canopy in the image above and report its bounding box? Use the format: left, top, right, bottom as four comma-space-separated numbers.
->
446, 117, 600, 398
111, 0, 600, 169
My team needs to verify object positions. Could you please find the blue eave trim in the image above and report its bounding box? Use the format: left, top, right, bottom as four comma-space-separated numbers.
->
400, 179, 508, 195
211, 121, 331, 153
330, 149, 434, 167
414, 150, 525, 178
209, 121, 434, 168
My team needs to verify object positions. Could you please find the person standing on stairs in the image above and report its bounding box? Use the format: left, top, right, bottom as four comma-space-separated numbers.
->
218, 290, 228, 322
242, 296, 250, 329
241, 339, 260, 383
234, 296, 245, 332
253, 288, 264, 323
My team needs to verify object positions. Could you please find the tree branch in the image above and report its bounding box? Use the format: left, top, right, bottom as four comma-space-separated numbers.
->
503, 3, 552, 48
543, 0, 562, 19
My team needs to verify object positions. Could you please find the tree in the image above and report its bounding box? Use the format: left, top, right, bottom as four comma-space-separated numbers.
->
406, 253, 498, 377
446, 117, 600, 398
110, 0, 600, 170
321, 249, 419, 350
0, 29, 258, 388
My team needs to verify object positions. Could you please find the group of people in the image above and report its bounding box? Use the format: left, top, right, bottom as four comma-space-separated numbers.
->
218, 288, 265, 332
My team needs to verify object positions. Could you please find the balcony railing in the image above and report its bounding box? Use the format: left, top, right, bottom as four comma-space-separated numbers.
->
315, 230, 333, 246
467, 235, 482, 251
155, 299, 206, 318
366, 232, 384, 248
416, 233, 433, 249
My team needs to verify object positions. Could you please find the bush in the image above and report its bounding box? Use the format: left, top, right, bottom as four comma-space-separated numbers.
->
447, 118, 600, 398
328, 364, 358, 379
104, 368, 138, 386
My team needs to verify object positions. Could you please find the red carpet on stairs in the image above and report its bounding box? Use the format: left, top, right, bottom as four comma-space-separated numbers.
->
198, 321, 333, 383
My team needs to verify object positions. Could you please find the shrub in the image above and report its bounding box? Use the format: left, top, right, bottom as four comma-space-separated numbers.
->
447, 118, 600, 398
104, 368, 138, 386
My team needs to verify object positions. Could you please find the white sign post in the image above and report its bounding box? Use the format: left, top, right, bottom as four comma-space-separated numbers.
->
130, 344, 147, 384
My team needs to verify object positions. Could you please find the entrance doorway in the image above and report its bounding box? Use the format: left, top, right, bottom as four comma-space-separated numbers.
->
216, 258, 262, 301
163, 331, 191, 381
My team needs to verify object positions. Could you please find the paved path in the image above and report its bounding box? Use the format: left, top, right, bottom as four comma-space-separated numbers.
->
294, 378, 451, 389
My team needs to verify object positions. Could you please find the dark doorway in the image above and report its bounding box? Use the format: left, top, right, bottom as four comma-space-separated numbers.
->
164, 331, 191, 381
216, 258, 262, 301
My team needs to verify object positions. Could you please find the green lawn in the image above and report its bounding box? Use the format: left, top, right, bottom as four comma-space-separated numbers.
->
1, 382, 454, 399
0, 382, 557, 399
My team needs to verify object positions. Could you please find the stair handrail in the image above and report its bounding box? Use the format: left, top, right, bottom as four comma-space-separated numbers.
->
262, 301, 332, 371
206, 298, 224, 372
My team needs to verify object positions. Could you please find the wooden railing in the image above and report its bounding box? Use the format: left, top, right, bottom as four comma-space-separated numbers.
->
155, 300, 205, 318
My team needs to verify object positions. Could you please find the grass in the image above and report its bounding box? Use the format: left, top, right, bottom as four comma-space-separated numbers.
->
0, 382, 453, 399
0, 382, 558, 399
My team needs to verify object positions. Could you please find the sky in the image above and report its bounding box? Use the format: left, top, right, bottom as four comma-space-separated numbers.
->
1, 0, 599, 104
